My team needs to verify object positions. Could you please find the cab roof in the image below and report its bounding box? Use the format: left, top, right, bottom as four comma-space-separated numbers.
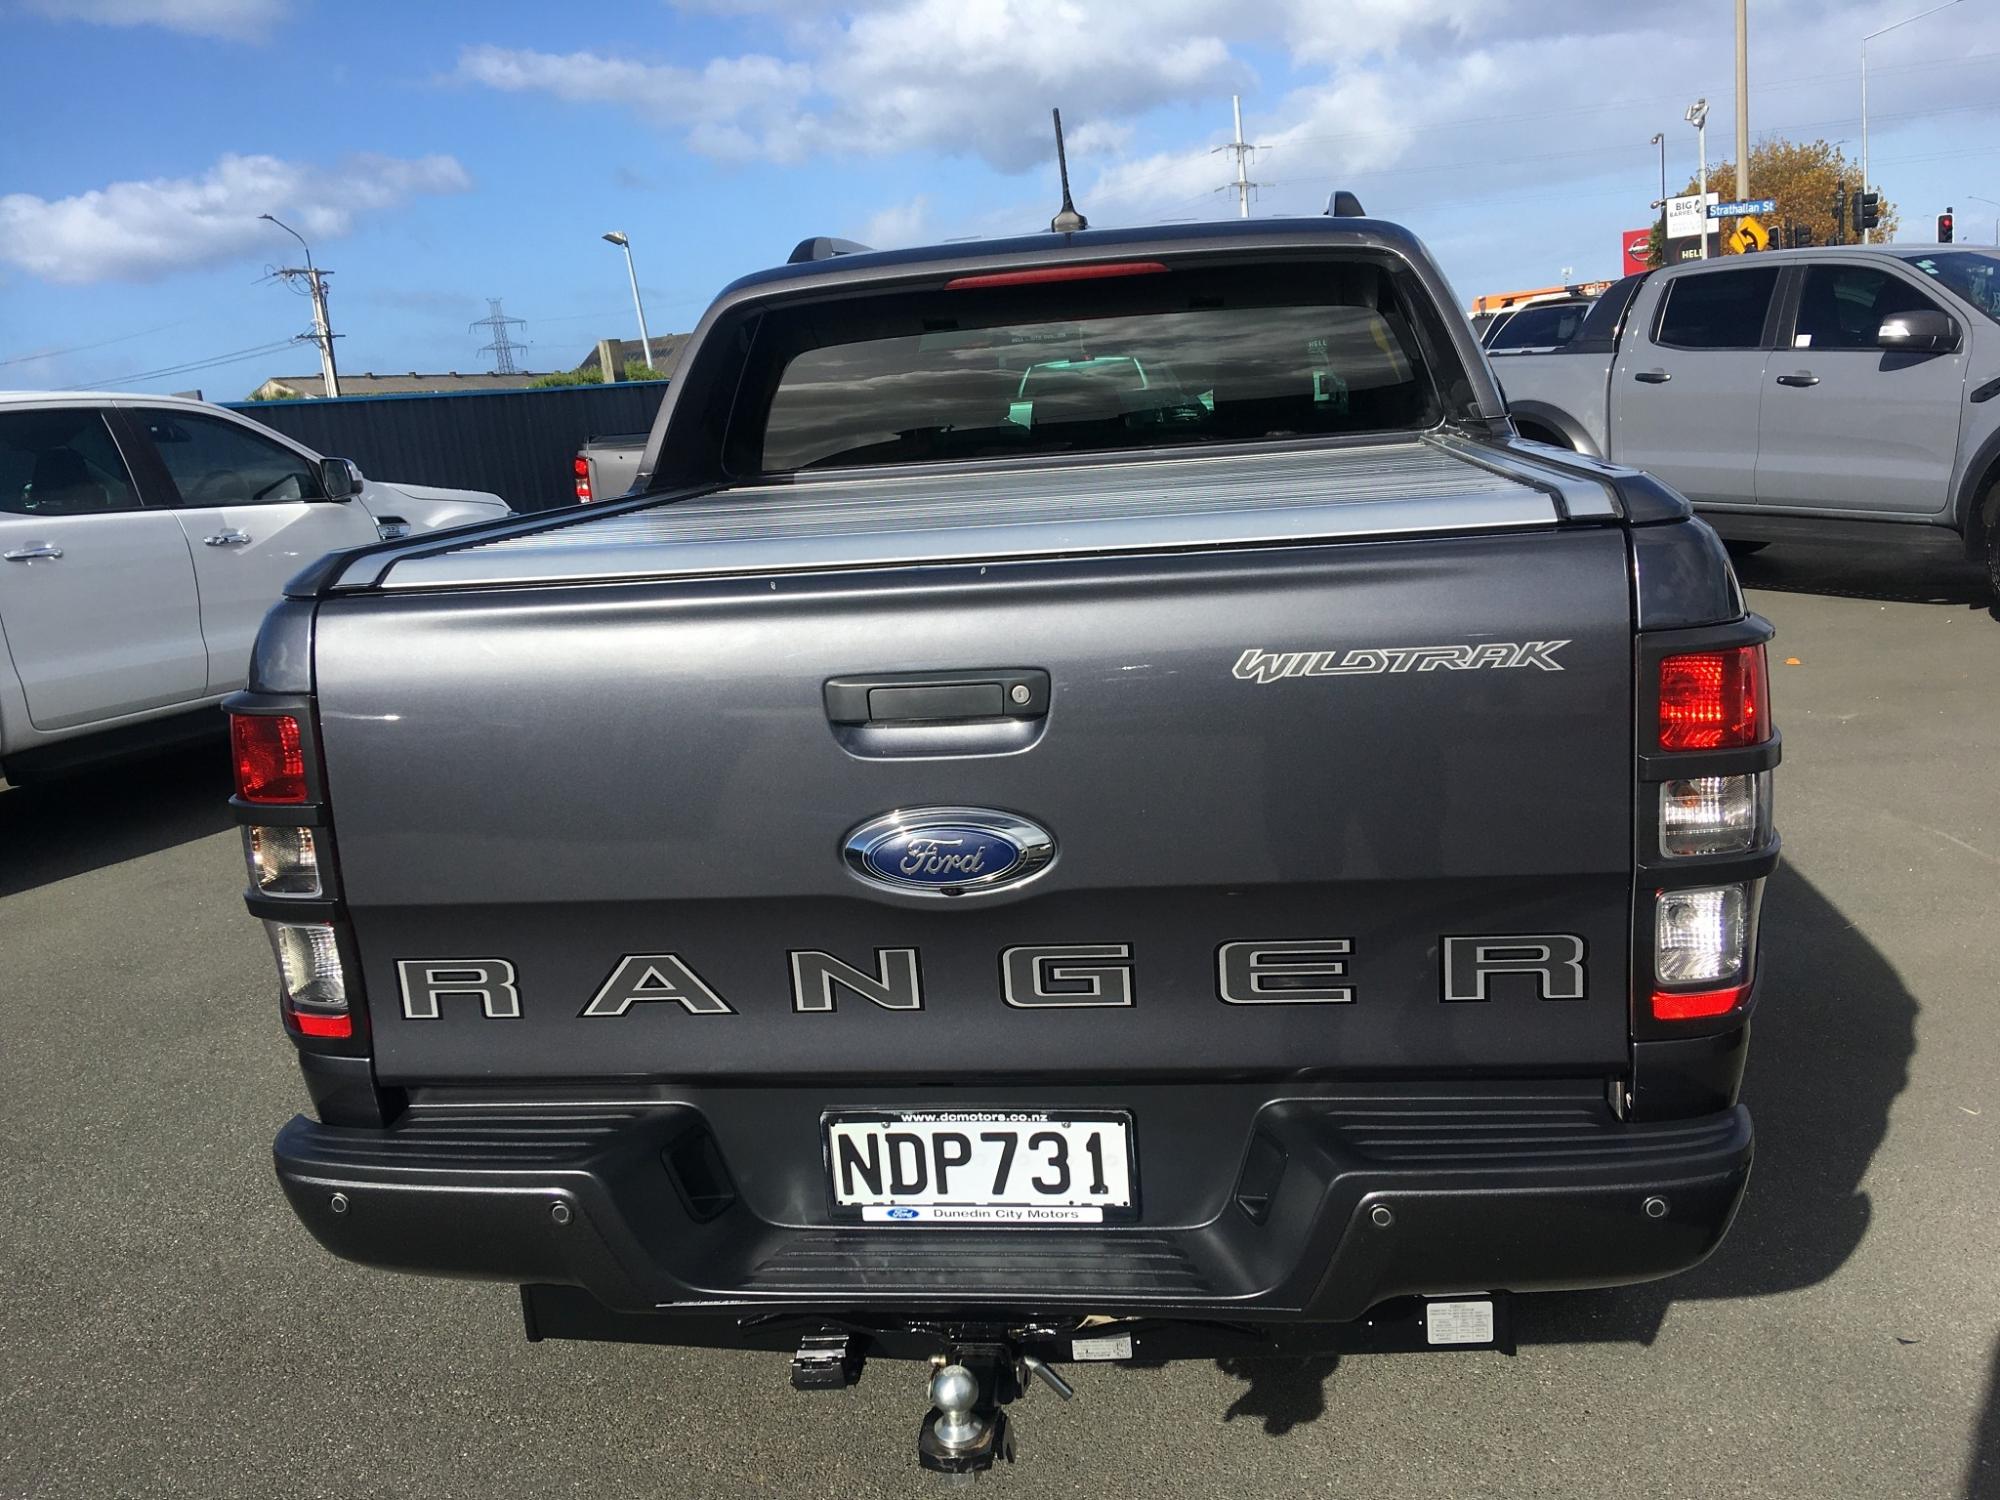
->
716, 215, 1430, 301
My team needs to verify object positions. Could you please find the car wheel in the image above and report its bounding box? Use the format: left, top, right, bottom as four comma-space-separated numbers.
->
1985, 522, 2000, 602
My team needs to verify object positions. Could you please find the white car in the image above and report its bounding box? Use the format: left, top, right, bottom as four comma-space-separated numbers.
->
0, 391, 511, 782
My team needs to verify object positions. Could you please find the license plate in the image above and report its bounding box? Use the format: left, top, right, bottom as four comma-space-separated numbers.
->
824, 1111, 1135, 1223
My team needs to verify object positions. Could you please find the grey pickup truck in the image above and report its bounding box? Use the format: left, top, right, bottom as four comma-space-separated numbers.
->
573, 431, 647, 504
230, 212, 1779, 1475
1498, 245, 2000, 590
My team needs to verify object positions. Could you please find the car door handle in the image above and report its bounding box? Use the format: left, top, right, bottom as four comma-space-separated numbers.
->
203, 529, 252, 546
1774, 372, 1820, 388
1633, 370, 1672, 384
2, 543, 63, 561
825, 669, 1050, 725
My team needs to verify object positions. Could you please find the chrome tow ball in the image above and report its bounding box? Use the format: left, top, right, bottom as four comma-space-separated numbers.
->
918, 1362, 1010, 1478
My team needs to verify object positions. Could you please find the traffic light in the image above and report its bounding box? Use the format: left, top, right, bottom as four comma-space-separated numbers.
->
1852, 190, 1881, 232
1832, 183, 1847, 242
1938, 208, 1954, 242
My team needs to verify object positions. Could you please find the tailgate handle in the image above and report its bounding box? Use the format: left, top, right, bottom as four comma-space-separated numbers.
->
825, 669, 1049, 725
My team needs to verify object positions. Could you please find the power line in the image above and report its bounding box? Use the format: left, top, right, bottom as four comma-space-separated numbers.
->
73, 337, 306, 390
0, 319, 202, 370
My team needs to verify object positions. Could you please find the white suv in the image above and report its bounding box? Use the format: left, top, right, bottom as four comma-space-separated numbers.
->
0, 392, 511, 782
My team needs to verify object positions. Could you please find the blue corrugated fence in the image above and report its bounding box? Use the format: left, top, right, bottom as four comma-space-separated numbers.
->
226, 381, 668, 512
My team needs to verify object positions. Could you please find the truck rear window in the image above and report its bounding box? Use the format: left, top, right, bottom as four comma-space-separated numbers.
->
732, 259, 1446, 474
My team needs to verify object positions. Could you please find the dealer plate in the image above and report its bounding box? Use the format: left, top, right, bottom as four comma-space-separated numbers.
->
824, 1111, 1135, 1223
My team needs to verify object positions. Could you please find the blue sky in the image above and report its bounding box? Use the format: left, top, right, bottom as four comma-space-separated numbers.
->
4, 0, 1998, 397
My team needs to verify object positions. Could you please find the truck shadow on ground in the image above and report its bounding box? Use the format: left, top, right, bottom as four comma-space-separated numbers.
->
1969, 1338, 2000, 1499
1215, 861, 1916, 1430
1729, 540, 1995, 613
0, 742, 233, 899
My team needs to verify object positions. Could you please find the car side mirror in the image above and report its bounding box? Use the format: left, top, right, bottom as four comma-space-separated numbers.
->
317, 456, 358, 499
1877, 309, 1960, 354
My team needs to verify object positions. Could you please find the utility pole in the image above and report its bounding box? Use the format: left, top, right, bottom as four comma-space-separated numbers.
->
470, 298, 529, 374
1734, 0, 1750, 200
259, 213, 340, 398
1863, 1, 1966, 244
1686, 98, 1710, 259
1212, 95, 1261, 219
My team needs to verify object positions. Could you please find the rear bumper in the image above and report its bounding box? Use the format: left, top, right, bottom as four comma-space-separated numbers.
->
274, 1082, 1751, 1323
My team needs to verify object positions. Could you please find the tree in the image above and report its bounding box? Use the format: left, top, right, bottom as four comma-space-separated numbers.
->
525, 359, 665, 388
1680, 137, 1897, 252
1645, 219, 1666, 270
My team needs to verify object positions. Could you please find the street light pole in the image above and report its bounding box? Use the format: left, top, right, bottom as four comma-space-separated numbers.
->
259, 213, 340, 398
601, 231, 656, 373
1862, 0, 1965, 244
1651, 132, 1667, 264
1734, 0, 1750, 201
1686, 99, 1709, 259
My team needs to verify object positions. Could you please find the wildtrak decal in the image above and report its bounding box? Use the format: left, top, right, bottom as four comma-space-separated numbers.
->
1232, 641, 1568, 683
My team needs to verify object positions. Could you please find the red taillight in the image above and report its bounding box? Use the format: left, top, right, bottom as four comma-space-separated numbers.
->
943, 260, 1170, 291
573, 454, 593, 503
1651, 983, 1749, 1021
1658, 646, 1769, 751
289, 1006, 353, 1039
230, 713, 307, 804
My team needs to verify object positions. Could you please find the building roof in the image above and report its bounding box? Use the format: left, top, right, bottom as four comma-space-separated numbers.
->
248, 370, 553, 400
575, 334, 689, 376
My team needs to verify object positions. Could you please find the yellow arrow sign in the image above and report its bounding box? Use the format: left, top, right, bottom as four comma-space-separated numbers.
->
1729, 214, 1770, 254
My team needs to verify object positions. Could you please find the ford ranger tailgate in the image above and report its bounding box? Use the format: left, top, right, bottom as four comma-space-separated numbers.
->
313, 483, 1634, 1085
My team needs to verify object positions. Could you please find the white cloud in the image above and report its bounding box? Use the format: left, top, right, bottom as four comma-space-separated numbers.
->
454, 44, 812, 157
860, 193, 930, 247
23, 0, 283, 40
455, 0, 1246, 171
0, 153, 473, 285
455, 0, 2000, 250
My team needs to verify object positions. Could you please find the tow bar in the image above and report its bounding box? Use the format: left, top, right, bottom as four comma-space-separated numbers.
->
916, 1348, 1074, 1478
788, 1329, 1080, 1479
745, 1299, 1509, 1476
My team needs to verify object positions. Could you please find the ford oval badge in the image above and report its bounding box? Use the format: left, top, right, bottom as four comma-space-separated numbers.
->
843, 807, 1056, 898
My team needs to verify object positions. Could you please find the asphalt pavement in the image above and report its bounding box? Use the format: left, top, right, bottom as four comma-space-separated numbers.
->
1, 538, 1996, 1499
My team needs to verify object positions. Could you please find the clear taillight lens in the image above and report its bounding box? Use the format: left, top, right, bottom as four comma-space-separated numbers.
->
1660, 773, 1770, 857
265, 920, 349, 1036
1655, 884, 1747, 985
245, 825, 321, 896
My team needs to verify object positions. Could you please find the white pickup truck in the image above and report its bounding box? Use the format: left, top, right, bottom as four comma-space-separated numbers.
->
0, 392, 510, 782
1495, 245, 2000, 589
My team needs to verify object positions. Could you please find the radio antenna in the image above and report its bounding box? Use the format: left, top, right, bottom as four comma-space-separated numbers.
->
1050, 108, 1087, 233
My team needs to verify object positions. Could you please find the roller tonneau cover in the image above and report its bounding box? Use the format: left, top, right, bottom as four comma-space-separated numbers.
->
240, 215, 1778, 1463
336, 436, 1613, 590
